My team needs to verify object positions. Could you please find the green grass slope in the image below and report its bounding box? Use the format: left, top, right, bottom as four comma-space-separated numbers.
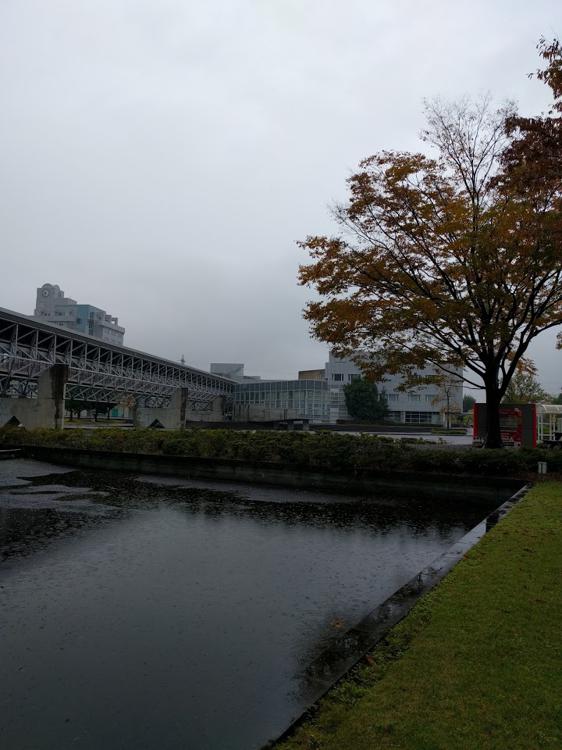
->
277, 482, 562, 750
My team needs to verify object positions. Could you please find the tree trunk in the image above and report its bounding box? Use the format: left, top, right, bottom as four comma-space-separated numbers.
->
484, 381, 503, 449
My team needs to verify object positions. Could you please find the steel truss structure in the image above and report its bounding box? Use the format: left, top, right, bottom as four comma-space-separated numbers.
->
0, 308, 234, 408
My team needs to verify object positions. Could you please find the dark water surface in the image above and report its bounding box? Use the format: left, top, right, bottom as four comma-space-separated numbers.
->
0, 459, 503, 750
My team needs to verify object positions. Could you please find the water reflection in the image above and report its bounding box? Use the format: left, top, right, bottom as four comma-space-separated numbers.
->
0, 460, 502, 750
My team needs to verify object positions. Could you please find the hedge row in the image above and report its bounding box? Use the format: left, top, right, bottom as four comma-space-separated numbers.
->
2, 427, 561, 477
4, 428, 562, 476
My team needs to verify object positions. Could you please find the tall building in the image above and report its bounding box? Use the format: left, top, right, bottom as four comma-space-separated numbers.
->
33, 283, 125, 346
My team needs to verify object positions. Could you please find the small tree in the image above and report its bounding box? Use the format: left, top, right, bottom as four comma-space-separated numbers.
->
91, 401, 116, 421
463, 395, 476, 413
432, 379, 463, 428
65, 398, 85, 421
503, 368, 550, 403
343, 378, 388, 422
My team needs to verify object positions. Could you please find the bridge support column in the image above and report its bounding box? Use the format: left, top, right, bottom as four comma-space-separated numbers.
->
39, 364, 68, 430
0, 364, 68, 430
186, 395, 225, 423
173, 387, 188, 429
133, 387, 189, 429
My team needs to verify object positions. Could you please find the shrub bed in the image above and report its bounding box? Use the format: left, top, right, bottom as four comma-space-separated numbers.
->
1, 427, 561, 477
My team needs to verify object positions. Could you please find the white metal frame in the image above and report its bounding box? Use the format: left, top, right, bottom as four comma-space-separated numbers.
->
536, 403, 562, 443
0, 307, 234, 407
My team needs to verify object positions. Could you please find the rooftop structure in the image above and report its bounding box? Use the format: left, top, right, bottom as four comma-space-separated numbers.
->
210, 363, 261, 382
34, 283, 125, 346
298, 369, 324, 381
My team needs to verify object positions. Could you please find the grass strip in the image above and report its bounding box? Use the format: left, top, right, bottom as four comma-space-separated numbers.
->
276, 482, 562, 750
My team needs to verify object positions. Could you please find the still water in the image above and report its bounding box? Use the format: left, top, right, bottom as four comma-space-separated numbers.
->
0, 459, 501, 750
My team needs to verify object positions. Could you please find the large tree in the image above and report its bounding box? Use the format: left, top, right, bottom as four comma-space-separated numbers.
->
299, 42, 562, 448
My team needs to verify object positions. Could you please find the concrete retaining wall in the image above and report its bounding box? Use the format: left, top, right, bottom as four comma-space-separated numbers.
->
17, 445, 524, 503
233, 404, 301, 422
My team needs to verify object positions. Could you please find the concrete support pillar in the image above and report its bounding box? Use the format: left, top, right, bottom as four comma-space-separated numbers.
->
131, 400, 140, 429
37, 364, 68, 430
133, 387, 189, 429
185, 395, 225, 423
171, 387, 189, 429
0, 364, 68, 430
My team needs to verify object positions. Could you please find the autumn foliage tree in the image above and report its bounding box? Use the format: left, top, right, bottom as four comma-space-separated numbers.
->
299, 41, 562, 448
503, 366, 550, 404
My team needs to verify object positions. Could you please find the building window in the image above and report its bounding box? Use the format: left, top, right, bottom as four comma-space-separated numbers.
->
387, 393, 399, 402
332, 373, 344, 382
409, 394, 421, 402
405, 411, 435, 424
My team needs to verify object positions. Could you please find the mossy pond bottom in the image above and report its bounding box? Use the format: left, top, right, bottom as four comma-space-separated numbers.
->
0, 459, 509, 750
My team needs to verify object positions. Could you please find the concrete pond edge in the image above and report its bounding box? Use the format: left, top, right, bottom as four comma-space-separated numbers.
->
13, 444, 523, 504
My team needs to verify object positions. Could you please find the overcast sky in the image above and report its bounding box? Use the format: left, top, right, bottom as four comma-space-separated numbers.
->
1, 1, 561, 391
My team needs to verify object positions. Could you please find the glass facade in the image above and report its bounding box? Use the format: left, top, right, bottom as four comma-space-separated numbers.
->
235, 383, 443, 425
404, 411, 436, 424
234, 380, 329, 421
231, 354, 461, 426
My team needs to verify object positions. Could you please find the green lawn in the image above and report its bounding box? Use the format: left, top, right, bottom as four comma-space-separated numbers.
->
277, 482, 562, 750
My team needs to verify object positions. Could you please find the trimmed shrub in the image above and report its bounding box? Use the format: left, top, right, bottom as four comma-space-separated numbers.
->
0, 426, 557, 477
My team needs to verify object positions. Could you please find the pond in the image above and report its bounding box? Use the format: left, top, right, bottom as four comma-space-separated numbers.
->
0, 459, 508, 750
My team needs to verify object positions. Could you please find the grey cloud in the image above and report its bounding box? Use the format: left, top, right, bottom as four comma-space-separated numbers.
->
1, 0, 560, 388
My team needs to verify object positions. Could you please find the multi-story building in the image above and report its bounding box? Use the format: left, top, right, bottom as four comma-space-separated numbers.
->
231, 352, 463, 426
324, 352, 463, 425
34, 283, 125, 346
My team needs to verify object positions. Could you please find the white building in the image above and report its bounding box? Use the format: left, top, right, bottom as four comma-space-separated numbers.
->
231, 352, 463, 426
324, 352, 463, 425
34, 284, 125, 346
